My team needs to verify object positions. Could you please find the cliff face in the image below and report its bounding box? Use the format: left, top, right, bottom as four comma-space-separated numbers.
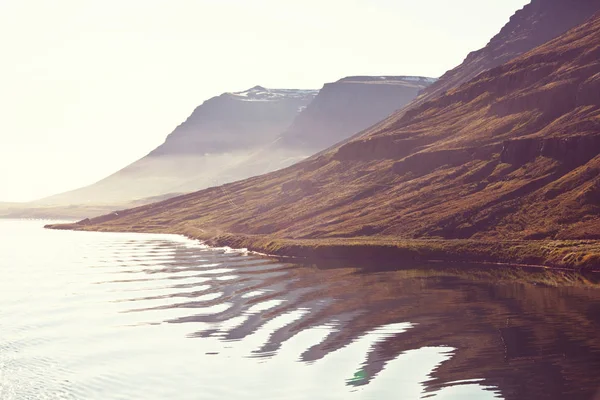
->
82, 11, 600, 243
38, 87, 317, 206
278, 76, 435, 152
173, 76, 435, 187
150, 87, 317, 156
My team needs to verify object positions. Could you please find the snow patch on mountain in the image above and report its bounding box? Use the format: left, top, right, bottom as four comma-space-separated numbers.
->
338, 76, 437, 84
227, 86, 318, 102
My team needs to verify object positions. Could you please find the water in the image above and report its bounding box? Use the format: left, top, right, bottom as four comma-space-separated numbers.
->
1, 220, 599, 400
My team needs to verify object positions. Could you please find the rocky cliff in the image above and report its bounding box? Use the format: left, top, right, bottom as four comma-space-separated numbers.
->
210, 76, 435, 181
151, 86, 317, 156
279, 76, 436, 152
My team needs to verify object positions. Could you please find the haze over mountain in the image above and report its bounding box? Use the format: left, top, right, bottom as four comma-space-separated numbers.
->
38, 87, 317, 206
205, 76, 436, 183
279, 76, 436, 152
62, 1, 600, 268
27, 75, 434, 214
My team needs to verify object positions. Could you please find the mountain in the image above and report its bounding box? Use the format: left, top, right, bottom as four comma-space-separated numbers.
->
33, 76, 434, 212
52, 6, 600, 269
0, 202, 20, 217
149, 86, 318, 157
279, 76, 436, 152
38, 86, 318, 206
205, 76, 436, 182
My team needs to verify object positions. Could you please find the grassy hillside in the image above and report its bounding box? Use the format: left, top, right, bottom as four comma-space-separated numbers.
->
49, 12, 600, 269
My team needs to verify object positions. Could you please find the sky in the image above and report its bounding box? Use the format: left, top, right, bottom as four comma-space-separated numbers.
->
0, 0, 529, 202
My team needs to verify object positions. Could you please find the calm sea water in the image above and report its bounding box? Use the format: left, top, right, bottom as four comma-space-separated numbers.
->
1, 219, 599, 400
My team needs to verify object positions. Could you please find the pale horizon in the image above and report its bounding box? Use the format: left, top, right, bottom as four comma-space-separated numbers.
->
0, 0, 529, 202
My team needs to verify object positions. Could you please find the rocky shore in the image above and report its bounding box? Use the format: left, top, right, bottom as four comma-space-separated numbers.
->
45, 222, 600, 270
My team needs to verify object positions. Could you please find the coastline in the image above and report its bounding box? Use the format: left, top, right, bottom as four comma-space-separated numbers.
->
45, 222, 600, 271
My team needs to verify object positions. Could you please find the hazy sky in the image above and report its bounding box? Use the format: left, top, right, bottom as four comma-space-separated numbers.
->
0, 0, 529, 202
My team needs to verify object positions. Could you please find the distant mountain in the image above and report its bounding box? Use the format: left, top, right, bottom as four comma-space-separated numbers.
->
279, 76, 436, 152
150, 86, 318, 156
0, 202, 20, 217
66, 4, 600, 268
38, 86, 317, 206
35, 76, 435, 210
208, 76, 435, 182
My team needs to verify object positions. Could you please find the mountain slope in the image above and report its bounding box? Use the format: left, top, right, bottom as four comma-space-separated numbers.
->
419, 0, 600, 104
357, 0, 600, 139
39, 86, 317, 206
60, 11, 600, 268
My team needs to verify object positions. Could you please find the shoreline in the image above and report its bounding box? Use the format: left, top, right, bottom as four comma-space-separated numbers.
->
45, 222, 600, 271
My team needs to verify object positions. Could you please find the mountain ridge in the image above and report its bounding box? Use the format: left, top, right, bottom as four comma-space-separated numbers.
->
349, 0, 600, 142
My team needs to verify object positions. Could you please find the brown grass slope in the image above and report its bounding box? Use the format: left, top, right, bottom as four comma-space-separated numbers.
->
353, 0, 600, 139
50, 13, 600, 269
418, 0, 600, 104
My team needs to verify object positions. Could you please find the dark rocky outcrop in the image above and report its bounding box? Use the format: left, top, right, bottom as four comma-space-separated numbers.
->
281, 180, 317, 194
393, 149, 475, 176
501, 135, 600, 166
577, 71, 600, 105
334, 136, 427, 162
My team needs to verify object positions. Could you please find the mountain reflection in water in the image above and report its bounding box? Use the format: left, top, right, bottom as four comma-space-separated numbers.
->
1, 220, 599, 400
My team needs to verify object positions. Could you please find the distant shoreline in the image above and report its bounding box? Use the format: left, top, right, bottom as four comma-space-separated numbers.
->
45, 222, 600, 271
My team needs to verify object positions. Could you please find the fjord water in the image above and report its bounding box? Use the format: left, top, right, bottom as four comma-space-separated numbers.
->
1, 220, 600, 400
